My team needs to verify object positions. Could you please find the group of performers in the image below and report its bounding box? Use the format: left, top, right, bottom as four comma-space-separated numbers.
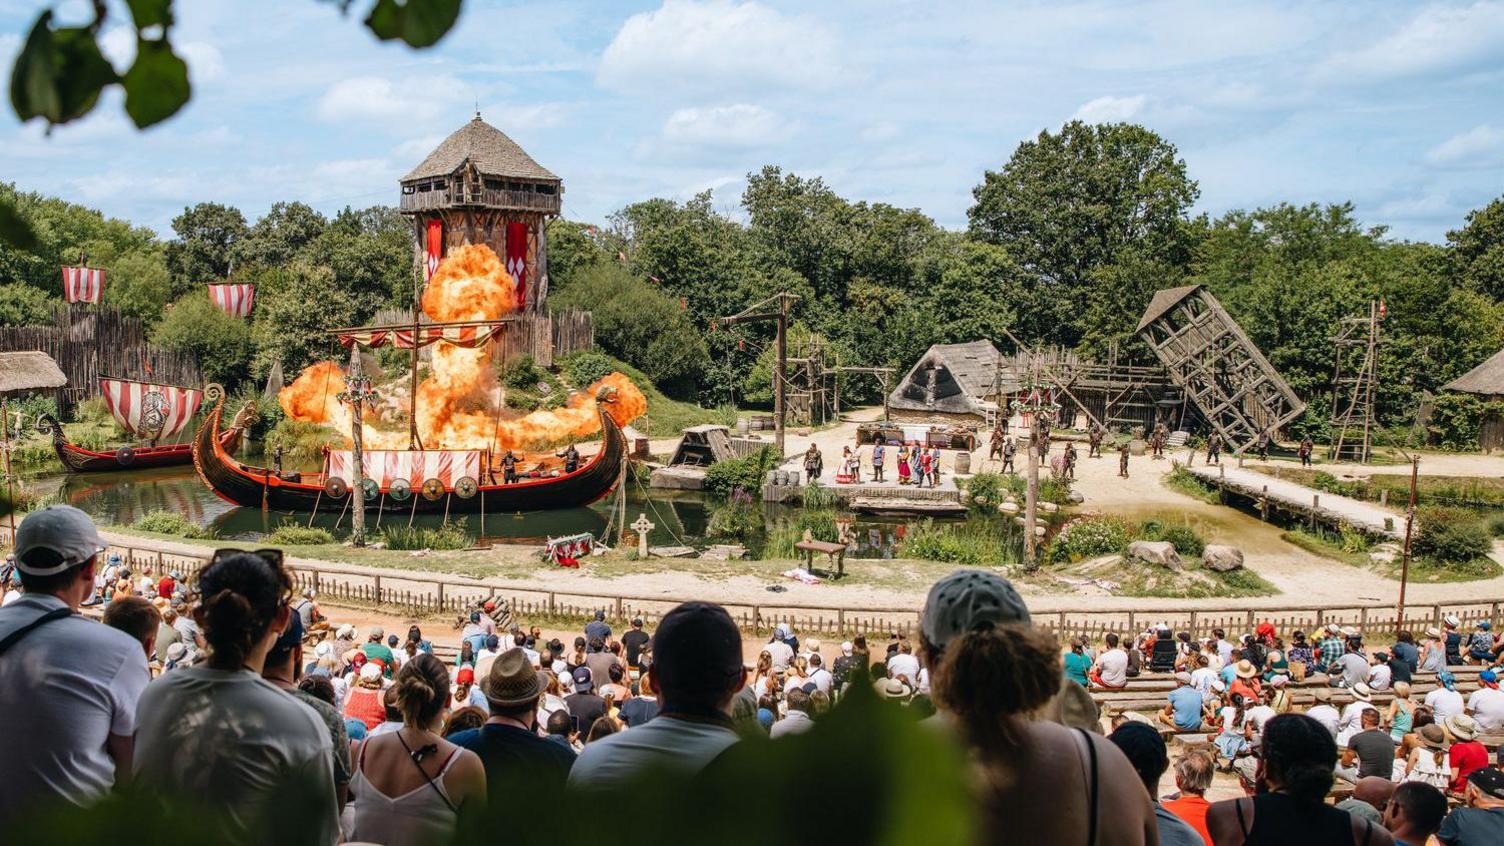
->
800, 441, 946, 487
491, 443, 581, 485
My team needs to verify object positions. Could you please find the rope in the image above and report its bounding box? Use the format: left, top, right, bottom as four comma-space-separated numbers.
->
307, 486, 323, 529
628, 463, 695, 549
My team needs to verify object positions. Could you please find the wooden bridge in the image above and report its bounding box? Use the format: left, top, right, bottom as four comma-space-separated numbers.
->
1186, 462, 1404, 539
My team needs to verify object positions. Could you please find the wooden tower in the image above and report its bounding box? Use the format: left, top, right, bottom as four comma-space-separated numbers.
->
1135, 285, 1305, 454
1329, 301, 1382, 463
399, 114, 562, 313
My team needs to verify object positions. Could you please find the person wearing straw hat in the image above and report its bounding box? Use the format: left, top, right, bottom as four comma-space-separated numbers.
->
1306, 687, 1341, 739
1400, 723, 1451, 790
1443, 614, 1464, 666
1337, 683, 1378, 747
449, 648, 573, 800
1229, 659, 1261, 704
1419, 626, 1446, 673
1444, 714, 1489, 793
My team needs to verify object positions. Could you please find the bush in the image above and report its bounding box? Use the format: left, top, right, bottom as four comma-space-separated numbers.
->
133, 509, 212, 539
1048, 515, 1131, 563
1488, 513, 1504, 539
962, 473, 1010, 510
263, 418, 341, 468
1000, 472, 1071, 506
1414, 506, 1492, 564
561, 351, 617, 388
151, 292, 256, 391
500, 354, 546, 390
763, 509, 840, 559
801, 482, 837, 508
0, 282, 57, 326
1137, 521, 1205, 558
899, 519, 1019, 567
382, 518, 471, 551
266, 523, 334, 545
703, 447, 779, 499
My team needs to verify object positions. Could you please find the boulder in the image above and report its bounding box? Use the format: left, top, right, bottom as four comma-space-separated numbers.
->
998, 501, 1020, 514
1039, 501, 1060, 513
1201, 544, 1244, 572
1128, 540, 1182, 570
1066, 490, 1085, 504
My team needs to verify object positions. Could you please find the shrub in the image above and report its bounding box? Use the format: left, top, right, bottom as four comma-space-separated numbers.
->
561, 351, 617, 388
1338, 526, 1372, 554
1048, 515, 1131, 563
500, 354, 546, 390
706, 490, 763, 540
266, 523, 334, 545
999, 472, 1069, 506
382, 518, 470, 551
763, 509, 840, 559
264, 418, 341, 468
1488, 513, 1504, 539
1137, 520, 1205, 558
1414, 506, 1492, 564
801, 482, 837, 508
899, 519, 1019, 567
133, 509, 211, 539
962, 473, 1010, 510
703, 447, 779, 499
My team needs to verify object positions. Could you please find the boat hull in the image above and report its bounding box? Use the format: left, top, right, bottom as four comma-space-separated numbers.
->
191, 388, 625, 514
39, 414, 241, 473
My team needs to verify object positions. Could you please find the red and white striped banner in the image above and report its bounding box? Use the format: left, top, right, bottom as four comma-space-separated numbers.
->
336, 323, 506, 350
325, 449, 483, 490
208, 283, 255, 317
62, 266, 105, 303
506, 220, 528, 309
425, 219, 443, 280
99, 377, 202, 440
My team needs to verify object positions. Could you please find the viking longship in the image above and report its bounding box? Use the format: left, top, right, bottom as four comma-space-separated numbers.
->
39, 377, 246, 473
191, 384, 626, 514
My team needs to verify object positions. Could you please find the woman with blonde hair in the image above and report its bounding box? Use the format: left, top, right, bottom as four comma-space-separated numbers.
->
784, 655, 810, 693
1387, 680, 1415, 742
751, 650, 776, 698
349, 652, 486, 845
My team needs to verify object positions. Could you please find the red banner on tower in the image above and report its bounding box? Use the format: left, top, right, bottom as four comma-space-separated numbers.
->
506, 221, 528, 309
425, 219, 443, 280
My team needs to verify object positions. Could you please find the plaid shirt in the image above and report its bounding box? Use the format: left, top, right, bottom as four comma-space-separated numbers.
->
1317, 636, 1346, 670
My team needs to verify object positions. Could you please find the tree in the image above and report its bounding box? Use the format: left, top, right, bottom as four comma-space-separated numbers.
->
151, 293, 255, 390
251, 262, 358, 377
164, 203, 247, 297
1447, 196, 1504, 301
967, 121, 1199, 347
232, 202, 327, 271
104, 248, 172, 320
0, 282, 55, 326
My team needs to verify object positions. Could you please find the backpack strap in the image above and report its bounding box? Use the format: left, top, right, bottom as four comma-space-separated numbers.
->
0, 607, 74, 658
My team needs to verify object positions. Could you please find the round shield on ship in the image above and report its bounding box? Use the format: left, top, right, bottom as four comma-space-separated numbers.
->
388, 478, 411, 501
324, 477, 348, 498
421, 478, 445, 501
115, 446, 135, 465
453, 476, 478, 499
361, 478, 379, 501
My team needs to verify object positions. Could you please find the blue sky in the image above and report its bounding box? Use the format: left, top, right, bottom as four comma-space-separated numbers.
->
3, 0, 1502, 241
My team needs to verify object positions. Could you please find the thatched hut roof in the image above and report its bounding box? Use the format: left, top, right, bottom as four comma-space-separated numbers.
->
1135, 284, 1202, 332
888, 340, 1010, 417
1443, 348, 1504, 397
401, 116, 559, 183
0, 351, 67, 394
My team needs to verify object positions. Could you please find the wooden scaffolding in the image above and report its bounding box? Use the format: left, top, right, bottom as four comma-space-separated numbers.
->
1329, 301, 1383, 463
1135, 285, 1305, 454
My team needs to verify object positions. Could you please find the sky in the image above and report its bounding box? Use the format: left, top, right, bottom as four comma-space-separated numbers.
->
2, 0, 1502, 242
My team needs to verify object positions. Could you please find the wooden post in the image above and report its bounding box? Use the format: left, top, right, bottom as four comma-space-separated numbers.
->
348, 345, 368, 548
775, 295, 787, 455
1396, 456, 1418, 631
372, 575, 382, 606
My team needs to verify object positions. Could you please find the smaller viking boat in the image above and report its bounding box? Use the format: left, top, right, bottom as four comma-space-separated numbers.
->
40, 377, 247, 473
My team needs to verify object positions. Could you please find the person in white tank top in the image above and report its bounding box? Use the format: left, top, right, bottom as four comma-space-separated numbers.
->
348, 653, 486, 845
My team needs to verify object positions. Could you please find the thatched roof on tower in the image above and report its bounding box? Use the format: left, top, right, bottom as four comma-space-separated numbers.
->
402, 115, 559, 183
1443, 348, 1504, 397
0, 351, 68, 394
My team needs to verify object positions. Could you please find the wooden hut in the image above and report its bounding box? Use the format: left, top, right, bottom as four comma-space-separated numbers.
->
1442, 348, 1504, 451
887, 341, 1010, 425
400, 114, 562, 313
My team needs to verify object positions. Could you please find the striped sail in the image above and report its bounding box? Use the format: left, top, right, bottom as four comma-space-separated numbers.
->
336, 323, 506, 350
100, 378, 203, 440
208, 283, 256, 317
62, 266, 105, 303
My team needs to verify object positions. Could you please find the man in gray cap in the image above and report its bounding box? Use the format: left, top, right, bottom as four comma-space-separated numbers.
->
0, 505, 150, 820
918, 568, 1101, 732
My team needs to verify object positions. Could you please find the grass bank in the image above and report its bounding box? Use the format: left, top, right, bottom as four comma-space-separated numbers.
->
1282, 527, 1502, 583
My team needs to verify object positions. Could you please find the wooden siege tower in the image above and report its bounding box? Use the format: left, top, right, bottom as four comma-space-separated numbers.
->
1328, 301, 1383, 463
1135, 285, 1305, 455
399, 113, 562, 313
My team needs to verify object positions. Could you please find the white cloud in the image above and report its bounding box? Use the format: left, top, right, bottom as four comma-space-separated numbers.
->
316, 75, 471, 124
180, 42, 226, 83
1319, 1, 1504, 82
598, 0, 841, 97
393, 134, 446, 162
1425, 124, 1504, 167
505, 103, 568, 130
190, 126, 234, 146
70, 172, 194, 203
0, 32, 19, 62
662, 104, 790, 148
1072, 94, 1148, 123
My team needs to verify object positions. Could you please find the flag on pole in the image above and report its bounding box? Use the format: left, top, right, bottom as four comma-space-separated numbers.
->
62, 266, 105, 303
425, 219, 443, 280
208, 283, 256, 317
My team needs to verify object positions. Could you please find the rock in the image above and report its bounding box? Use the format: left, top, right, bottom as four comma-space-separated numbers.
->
700, 544, 749, 561
1067, 490, 1085, 504
648, 545, 698, 558
1034, 525, 1046, 537
1202, 544, 1244, 572
1128, 540, 1182, 570
999, 501, 1020, 514
1039, 501, 1059, 513
1369, 549, 1398, 565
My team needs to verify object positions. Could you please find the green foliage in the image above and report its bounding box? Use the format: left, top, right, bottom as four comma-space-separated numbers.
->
150, 292, 255, 390
266, 523, 334, 546
706, 491, 764, 540
164, 203, 247, 296
1427, 393, 1501, 451
800, 482, 838, 508
500, 355, 545, 390
961, 473, 1010, 511
1487, 513, 1504, 538
1047, 515, 1132, 563
1136, 520, 1205, 557
1339, 526, 1373, 555
1448, 196, 1504, 301
1414, 506, 1493, 565
703, 446, 779, 499
251, 262, 358, 377
762, 508, 840, 559
0, 282, 55, 325
381, 518, 470, 551
560, 351, 616, 388
262, 418, 340, 468
557, 351, 731, 437
132, 509, 211, 539
1163, 465, 1220, 504
366, 0, 463, 48
898, 518, 1020, 567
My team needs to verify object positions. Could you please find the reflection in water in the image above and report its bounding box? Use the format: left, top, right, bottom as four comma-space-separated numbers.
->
30, 466, 918, 558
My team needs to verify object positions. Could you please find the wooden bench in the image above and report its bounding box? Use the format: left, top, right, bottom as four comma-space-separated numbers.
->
795, 539, 848, 579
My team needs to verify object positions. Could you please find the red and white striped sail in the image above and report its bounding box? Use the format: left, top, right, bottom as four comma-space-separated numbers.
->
325, 449, 483, 490
99, 378, 203, 441
335, 323, 507, 350
62, 266, 105, 303
208, 283, 256, 317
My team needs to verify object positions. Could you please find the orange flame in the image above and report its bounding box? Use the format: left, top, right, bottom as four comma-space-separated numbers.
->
277, 243, 645, 458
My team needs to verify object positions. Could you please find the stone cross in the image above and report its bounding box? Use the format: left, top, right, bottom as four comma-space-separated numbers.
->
631, 513, 655, 558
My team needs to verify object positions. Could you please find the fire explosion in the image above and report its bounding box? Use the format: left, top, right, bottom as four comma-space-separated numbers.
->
278, 244, 645, 455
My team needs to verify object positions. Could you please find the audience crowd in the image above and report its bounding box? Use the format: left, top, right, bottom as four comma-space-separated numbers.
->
2, 504, 1503, 845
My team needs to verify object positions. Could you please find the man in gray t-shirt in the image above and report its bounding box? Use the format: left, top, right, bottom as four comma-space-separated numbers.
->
1337, 710, 1394, 784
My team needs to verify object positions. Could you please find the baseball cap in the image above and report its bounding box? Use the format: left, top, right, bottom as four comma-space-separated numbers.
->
456, 667, 475, 685
572, 666, 593, 690
1469, 767, 1504, 800
367, 626, 384, 639
267, 613, 304, 663
921, 569, 1030, 651
13, 505, 105, 575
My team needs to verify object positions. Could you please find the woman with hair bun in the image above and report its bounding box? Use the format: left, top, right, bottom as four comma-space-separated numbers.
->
349, 652, 486, 845
133, 550, 340, 845
921, 570, 1155, 845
